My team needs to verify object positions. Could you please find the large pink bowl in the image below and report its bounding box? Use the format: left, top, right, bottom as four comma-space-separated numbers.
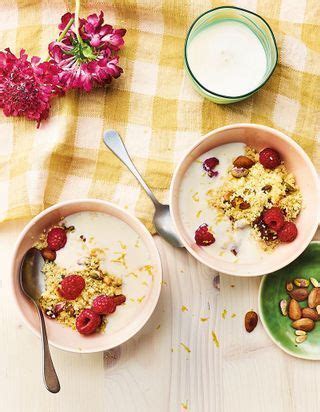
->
11, 199, 162, 353
170, 124, 320, 276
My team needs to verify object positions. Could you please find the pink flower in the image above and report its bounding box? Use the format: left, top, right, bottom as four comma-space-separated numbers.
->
0, 48, 63, 127
49, 11, 126, 92
82, 11, 125, 50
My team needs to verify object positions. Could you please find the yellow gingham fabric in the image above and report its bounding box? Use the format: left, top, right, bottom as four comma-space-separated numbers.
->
0, 0, 319, 232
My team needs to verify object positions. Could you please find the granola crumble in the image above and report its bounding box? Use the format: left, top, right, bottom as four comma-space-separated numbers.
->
207, 146, 302, 250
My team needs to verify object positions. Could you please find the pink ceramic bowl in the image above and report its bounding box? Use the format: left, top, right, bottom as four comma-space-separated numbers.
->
11, 199, 162, 353
170, 124, 320, 276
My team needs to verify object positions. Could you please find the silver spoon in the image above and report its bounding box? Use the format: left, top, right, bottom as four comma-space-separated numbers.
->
19, 248, 60, 393
103, 130, 184, 248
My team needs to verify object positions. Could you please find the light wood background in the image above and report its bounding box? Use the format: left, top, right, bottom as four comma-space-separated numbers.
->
1, 220, 320, 412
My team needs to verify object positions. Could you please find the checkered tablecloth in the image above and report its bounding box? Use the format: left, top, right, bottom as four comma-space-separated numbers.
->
0, 0, 319, 232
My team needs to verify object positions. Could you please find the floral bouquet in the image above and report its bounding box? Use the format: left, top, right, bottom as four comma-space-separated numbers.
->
0, 2, 126, 127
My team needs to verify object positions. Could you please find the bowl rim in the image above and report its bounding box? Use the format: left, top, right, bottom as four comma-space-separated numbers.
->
184, 6, 278, 100
258, 240, 320, 361
169, 123, 320, 277
10, 198, 162, 353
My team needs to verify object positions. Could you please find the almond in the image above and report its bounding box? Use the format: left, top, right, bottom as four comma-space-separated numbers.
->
233, 156, 255, 169
41, 247, 56, 261
245, 311, 258, 333
288, 299, 302, 320
291, 318, 315, 332
239, 201, 250, 210
301, 307, 319, 321
308, 287, 320, 308
289, 288, 308, 302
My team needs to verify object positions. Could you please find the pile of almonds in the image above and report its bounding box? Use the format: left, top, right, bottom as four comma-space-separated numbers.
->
280, 277, 320, 344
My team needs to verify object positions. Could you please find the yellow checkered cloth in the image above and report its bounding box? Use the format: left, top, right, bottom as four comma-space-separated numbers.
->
0, 0, 319, 232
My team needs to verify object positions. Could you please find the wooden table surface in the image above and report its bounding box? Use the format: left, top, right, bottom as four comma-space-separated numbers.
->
1, 219, 320, 412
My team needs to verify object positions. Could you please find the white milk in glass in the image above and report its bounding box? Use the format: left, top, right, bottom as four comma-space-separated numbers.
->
187, 20, 267, 96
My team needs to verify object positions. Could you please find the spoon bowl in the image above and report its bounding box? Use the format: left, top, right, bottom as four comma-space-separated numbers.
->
20, 248, 45, 301
153, 203, 183, 248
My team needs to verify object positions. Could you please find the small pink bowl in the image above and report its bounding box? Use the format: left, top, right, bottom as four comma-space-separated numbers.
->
11, 199, 162, 353
170, 124, 320, 276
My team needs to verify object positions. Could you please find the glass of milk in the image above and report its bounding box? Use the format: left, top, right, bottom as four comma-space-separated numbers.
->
184, 6, 278, 104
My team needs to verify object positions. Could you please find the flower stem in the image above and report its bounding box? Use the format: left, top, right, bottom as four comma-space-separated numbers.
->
44, 17, 74, 62
57, 17, 75, 42
74, 0, 83, 45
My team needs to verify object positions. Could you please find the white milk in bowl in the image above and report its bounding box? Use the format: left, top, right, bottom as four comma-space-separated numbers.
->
55, 211, 156, 333
178, 143, 266, 264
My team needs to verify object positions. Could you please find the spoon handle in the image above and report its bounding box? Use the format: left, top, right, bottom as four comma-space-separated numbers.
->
103, 130, 160, 207
36, 305, 60, 393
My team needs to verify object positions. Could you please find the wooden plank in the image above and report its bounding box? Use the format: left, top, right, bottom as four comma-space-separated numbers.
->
1, 221, 320, 411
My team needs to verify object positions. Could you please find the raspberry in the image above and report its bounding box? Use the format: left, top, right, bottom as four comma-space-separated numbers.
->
194, 224, 215, 246
259, 148, 281, 170
203, 157, 219, 177
253, 216, 278, 241
92, 295, 116, 315
278, 221, 298, 242
113, 294, 126, 306
76, 309, 101, 335
263, 207, 285, 232
58, 275, 85, 300
47, 227, 67, 251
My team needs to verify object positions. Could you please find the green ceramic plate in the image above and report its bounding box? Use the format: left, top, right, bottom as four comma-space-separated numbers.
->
259, 241, 320, 360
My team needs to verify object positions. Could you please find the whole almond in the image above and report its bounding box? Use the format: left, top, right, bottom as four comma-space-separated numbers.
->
301, 307, 318, 321
289, 288, 309, 302
308, 287, 320, 308
245, 311, 258, 333
239, 201, 250, 210
41, 247, 56, 261
288, 299, 302, 321
233, 156, 255, 169
291, 318, 315, 332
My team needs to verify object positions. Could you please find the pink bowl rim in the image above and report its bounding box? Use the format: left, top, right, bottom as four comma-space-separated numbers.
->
170, 123, 320, 277
10, 198, 162, 353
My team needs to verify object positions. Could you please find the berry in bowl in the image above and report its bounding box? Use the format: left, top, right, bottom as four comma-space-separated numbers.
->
12, 200, 162, 352
170, 124, 320, 276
